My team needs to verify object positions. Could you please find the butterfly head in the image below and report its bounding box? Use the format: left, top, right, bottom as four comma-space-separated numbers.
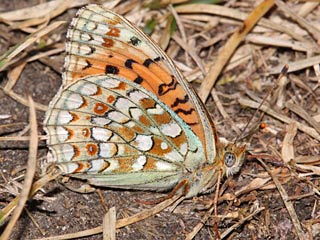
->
216, 141, 246, 177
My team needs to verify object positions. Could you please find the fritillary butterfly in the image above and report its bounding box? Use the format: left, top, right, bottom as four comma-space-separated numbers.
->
44, 4, 246, 198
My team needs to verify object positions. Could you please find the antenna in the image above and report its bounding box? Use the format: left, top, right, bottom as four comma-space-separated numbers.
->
235, 64, 289, 143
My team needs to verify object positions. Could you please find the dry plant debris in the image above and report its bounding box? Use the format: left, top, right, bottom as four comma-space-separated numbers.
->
0, 0, 319, 239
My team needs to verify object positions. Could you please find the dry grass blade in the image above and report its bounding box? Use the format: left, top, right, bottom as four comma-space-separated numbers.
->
270, 55, 320, 74
172, 35, 206, 74
175, 2, 304, 41
103, 207, 116, 240
275, 0, 320, 43
0, 21, 65, 71
35, 195, 181, 240
257, 159, 306, 240
285, 101, 320, 134
281, 122, 297, 164
0, 96, 38, 240
239, 98, 320, 141
0, 0, 87, 22
198, 0, 275, 102
0, 135, 47, 142
10, 0, 75, 29
235, 177, 271, 196
220, 207, 265, 239
245, 34, 315, 53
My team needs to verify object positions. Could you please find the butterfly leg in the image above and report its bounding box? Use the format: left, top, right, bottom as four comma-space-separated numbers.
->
137, 179, 189, 205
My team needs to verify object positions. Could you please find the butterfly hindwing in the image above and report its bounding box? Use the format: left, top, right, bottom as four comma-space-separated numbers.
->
45, 74, 205, 189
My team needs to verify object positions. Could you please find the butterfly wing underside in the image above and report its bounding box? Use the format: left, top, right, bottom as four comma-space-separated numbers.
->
44, 4, 218, 191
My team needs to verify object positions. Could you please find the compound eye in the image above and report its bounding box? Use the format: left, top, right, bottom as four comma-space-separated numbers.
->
224, 152, 236, 167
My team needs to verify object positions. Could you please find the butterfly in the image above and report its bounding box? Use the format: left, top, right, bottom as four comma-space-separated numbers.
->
44, 4, 246, 198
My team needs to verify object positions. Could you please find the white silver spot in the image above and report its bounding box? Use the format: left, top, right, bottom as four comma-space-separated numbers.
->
79, 32, 93, 41
85, 21, 97, 31
99, 143, 117, 158
129, 108, 143, 121
56, 126, 69, 143
160, 122, 181, 138
132, 156, 147, 171
180, 143, 188, 155
161, 142, 168, 150
89, 159, 106, 172
57, 110, 73, 124
79, 83, 98, 95
146, 104, 164, 115
115, 97, 133, 115
128, 90, 148, 102
62, 144, 75, 162
100, 78, 121, 88
91, 116, 111, 126
92, 127, 112, 141
107, 111, 129, 123
133, 135, 153, 151
65, 93, 84, 109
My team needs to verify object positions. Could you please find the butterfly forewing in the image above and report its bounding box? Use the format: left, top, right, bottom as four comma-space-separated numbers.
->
61, 4, 216, 161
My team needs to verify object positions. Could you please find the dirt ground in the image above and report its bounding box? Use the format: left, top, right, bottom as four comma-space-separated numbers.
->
0, 1, 319, 240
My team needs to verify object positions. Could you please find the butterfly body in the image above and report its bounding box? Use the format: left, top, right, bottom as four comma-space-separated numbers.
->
44, 4, 246, 198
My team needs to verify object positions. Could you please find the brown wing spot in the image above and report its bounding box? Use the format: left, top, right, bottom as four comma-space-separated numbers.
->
86, 143, 98, 156
148, 137, 172, 155
70, 112, 79, 122
140, 98, 156, 109
144, 158, 156, 170
102, 38, 113, 48
131, 124, 145, 133
93, 102, 109, 115
114, 81, 126, 90
170, 130, 187, 147
106, 27, 120, 37
72, 144, 81, 159
71, 72, 85, 81
113, 158, 132, 172
106, 15, 121, 25
79, 97, 88, 108
139, 115, 151, 127
93, 86, 102, 96
65, 127, 74, 140
153, 111, 171, 125
117, 126, 135, 141
74, 162, 88, 173
107, 95, 115, 104
81, 128, 90, 137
